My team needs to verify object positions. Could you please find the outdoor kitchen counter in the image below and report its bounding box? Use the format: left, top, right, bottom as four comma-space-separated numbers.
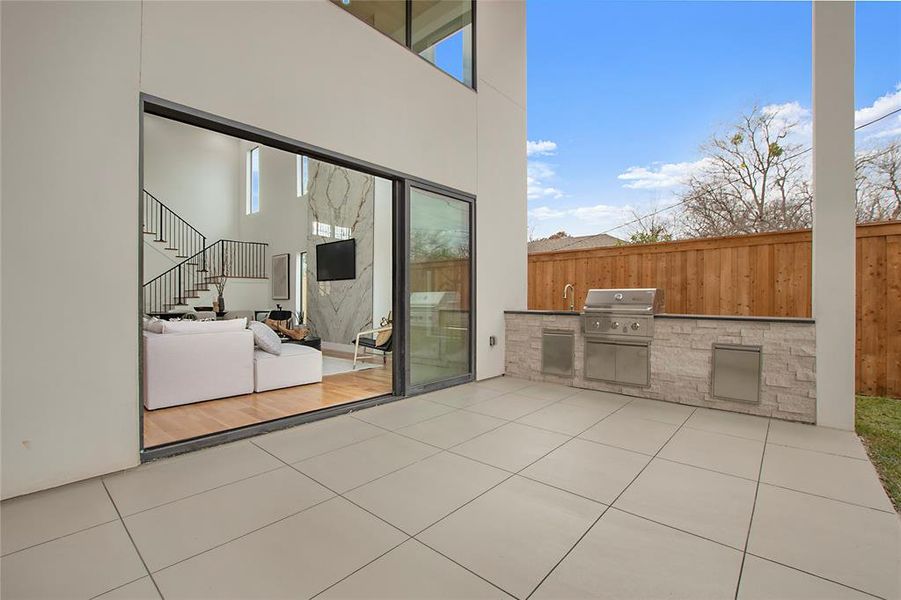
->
504, 310, 816, 422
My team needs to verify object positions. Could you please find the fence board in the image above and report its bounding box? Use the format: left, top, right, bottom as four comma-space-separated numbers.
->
528, 221, 901, 398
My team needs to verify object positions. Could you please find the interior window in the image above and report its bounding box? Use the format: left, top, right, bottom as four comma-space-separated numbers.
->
246, 147, 260, 214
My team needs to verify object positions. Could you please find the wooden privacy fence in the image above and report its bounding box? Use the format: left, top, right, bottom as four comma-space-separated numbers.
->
527, 221, 901, 398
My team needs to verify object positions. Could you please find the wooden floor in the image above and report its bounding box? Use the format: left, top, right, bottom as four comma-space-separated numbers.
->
143, 353, 393, 449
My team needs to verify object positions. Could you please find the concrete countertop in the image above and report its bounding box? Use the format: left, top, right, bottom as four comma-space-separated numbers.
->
504, 310, 814, 324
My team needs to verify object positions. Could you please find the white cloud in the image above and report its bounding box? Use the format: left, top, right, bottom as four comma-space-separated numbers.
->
528, 206, 567, 220
762, 101, 812, 141
616, 158, 711, 190
855, 83, 901, 128
856, 84, 901, 143
527, 140, 558, 156
528, 203, 634, 237
528, 160, 564, 200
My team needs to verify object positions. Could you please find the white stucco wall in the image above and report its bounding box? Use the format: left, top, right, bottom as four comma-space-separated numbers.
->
1, 0, 526, 498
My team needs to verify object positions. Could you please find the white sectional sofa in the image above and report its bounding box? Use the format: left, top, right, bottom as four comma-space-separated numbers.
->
142, 318, 322, 409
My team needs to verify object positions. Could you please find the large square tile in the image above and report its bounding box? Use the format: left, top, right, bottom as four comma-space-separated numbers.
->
423, 384, 506, 408
465, 393, 556, 421
418, 476, 604, 599
96, 577, 161, 600
614, 459, 757, 549
767, 420, 868, 459
748, 484, 901, 599
125, 467, 333, 571
347, 452, 508, 534
521, 438, 649, 504
616, 398, 695, 425
104, 441, 282, 515
153, 497, 407, 599
684, 407, 769, 441
532, 509, 743, 600
253, 415, 384, 463
559, 388, 632, 410
294, 433, 438, 492
738, 555, 874, 600
1, 478, 118, 555
659, 427, 764, 480
352, 398, 455, 430
318, 539, 507, 599
0, 521, 147, 599
452, 422, 569, 472
578, 413, 678, 455
398, 410, 505, 449
476, 376, 531, 393
515, 381, 579, 402
517, 401, 618, 435
762, 443, 893, 511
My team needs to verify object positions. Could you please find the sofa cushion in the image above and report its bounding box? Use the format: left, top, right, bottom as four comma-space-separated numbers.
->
253, 344, 322, 392
249, 320, 282, 355
161, 318, 247, 335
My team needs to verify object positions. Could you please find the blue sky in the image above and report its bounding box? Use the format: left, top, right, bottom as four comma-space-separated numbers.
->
526, 0, 901, 239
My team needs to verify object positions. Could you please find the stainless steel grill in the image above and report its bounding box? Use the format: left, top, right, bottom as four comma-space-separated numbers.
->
581, 288, 664, 342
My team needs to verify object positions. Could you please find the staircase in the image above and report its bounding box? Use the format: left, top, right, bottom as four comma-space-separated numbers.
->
142, 190, 269, 315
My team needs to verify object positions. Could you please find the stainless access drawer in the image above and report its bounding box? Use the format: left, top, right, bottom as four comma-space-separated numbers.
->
712, 344, 761, 403
541, 329, 575, 377
584, 340, 649, 387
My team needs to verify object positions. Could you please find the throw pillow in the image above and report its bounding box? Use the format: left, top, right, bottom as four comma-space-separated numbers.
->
376, 328, 392, 347
249, 320, 283, 355
142, 317, 166, 334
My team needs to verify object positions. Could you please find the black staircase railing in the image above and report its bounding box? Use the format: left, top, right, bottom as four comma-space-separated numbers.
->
142, 190, 207, 269
143, 238, 269, 315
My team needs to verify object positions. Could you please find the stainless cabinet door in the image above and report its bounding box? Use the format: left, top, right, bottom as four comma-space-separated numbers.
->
542, 330, 575, 377
614, 343, 649, 386
584, 341, 616, 381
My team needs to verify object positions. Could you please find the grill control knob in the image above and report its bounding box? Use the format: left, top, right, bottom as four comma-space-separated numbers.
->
611, 321, 620, 329
593, 320, 601, 329
631, 322, 641, 331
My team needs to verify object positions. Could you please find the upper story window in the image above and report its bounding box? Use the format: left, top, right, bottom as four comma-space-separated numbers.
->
297, 155, 309, 197
331, 0, 474, 88
246, 147, 260, 214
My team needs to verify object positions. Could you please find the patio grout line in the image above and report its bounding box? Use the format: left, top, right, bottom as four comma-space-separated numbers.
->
87, 574, 157, 600
743, 552, 889, 600
754, 481, 897, 515
523, 405, 700, 600
0, 517, 122, 559
112, 463, 288, 519
764, 439, 872, 461
100, 480, 166, 600
733, 418, 771, 600
306, 537, 412, 600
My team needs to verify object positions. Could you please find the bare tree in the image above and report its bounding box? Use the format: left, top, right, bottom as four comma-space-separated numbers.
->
677, 106, 812, 238
623, 207, 673, 244
856, 141, 901, 222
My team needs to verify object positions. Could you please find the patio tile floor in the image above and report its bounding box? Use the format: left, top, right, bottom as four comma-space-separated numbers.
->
2, 376, 898, 600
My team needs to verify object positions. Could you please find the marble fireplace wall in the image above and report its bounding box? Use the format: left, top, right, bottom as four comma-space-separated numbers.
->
306, 160, 375, 345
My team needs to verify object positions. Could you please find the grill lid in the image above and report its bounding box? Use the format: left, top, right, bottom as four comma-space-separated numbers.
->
583, 288, 664, 314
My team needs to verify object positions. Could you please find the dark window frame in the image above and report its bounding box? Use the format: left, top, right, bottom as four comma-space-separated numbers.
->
138, 94, 476, 460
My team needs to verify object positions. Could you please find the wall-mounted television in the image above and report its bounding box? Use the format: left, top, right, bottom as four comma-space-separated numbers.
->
316, 238, 356, 281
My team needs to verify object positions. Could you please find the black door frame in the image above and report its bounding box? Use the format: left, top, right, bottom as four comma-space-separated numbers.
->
138, 94, 476, 461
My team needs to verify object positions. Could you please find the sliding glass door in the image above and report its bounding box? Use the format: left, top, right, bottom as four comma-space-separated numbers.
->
407, 186, 473, 389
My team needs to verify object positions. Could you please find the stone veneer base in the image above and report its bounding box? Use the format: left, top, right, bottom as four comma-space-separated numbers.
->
504, 312, 816, 423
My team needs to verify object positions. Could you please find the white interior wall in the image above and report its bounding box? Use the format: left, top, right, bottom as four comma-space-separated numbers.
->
236, 143, 307, 314
1, 0, 526, 499
143, 114, 242, 243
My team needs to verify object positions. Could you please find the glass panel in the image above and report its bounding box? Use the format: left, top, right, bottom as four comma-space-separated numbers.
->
247, 147, 260, 214
409, 187, 471, 387
330, 0, 406, 45
412, 0, 473, 86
